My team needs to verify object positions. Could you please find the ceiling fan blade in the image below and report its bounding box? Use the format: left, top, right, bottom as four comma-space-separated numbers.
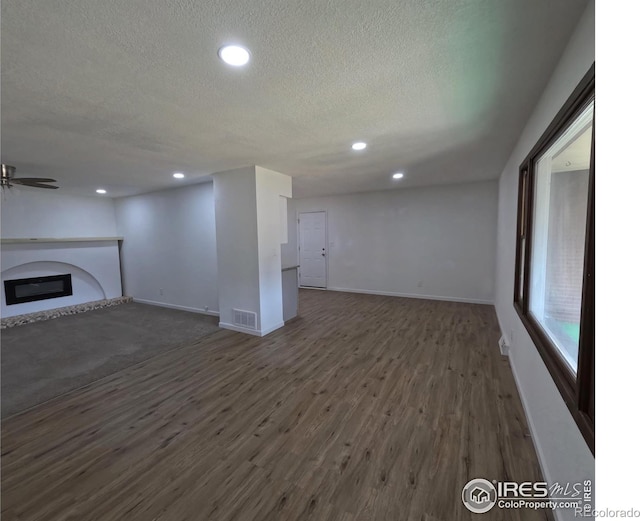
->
13, 180, 59, 189
11, 177, 57, 183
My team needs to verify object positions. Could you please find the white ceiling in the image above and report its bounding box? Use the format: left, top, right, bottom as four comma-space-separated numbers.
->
1, 0, 589, 198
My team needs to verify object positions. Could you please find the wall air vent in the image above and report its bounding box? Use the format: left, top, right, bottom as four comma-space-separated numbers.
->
232, 309, 257, 330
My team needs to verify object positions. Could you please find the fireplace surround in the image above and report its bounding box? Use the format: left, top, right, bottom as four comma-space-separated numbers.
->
1, 237, 123, 318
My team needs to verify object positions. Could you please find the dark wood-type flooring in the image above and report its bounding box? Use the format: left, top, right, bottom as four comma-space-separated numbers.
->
1, 290, 548, 520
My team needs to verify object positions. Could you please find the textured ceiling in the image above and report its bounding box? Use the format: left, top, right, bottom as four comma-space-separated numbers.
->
1, 0, 589, 198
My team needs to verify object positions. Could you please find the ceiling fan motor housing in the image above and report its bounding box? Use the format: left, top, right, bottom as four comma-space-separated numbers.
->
2, 164, 16, 177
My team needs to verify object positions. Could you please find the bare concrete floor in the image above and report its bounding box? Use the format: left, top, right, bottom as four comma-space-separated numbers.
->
1, 302, 221, 417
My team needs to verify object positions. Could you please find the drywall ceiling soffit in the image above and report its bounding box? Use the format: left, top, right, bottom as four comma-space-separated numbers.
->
1, 0, 589, 198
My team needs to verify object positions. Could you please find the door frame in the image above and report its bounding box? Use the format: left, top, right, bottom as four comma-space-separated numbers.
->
297, 210, 328, 289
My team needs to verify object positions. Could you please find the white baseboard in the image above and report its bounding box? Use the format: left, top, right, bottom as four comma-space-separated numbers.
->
495, 317, 552, 503
132, 298, 219, 317
219, 321, 285, 337
260, 321, 286, 336
506, 351, 555, 519
218, 322, 262, 336
324, 286, 493, 305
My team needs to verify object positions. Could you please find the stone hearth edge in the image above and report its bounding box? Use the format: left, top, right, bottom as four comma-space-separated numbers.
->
1, 297, 133, 329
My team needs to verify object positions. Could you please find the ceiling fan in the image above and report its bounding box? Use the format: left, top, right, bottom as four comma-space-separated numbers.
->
1, 164, 59, 190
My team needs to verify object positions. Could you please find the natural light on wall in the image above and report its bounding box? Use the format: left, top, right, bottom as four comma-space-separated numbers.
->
529, 101, 594, 374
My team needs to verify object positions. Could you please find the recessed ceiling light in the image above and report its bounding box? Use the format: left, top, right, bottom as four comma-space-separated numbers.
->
218, 45, 250, 66
96, 189, 107, 194
392, 172, 404, 179
173, 172, 185, 179
352, 142, 367, 151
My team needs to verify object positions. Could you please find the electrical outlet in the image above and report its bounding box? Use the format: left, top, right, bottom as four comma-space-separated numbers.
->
159, 288, 164, 296
498, 336, 510, 356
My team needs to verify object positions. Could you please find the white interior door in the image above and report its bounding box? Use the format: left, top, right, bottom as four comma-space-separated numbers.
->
299, 211, 327, 288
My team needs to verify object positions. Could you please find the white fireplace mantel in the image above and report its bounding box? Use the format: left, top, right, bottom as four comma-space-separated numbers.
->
1, 237, 123, 244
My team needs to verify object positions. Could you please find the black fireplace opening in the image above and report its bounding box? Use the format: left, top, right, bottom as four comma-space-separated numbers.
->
4, 274, 73, 305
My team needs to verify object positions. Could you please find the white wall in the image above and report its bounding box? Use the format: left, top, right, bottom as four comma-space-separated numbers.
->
1, 189, 121, 317
1, 188, 117, 238
494, 1, 595, 515
213, 167, 261, 331
280, 198, 298, 269
255, 166, 292, 333
115, 182, 218, 315
213, 166, 291, 336
294, 180, 497, 304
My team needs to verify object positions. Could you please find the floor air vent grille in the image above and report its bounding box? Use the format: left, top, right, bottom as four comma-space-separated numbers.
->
233, 309, 257, 329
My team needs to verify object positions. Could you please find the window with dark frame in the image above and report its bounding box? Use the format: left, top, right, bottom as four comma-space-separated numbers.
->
514, 64, 594, 454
